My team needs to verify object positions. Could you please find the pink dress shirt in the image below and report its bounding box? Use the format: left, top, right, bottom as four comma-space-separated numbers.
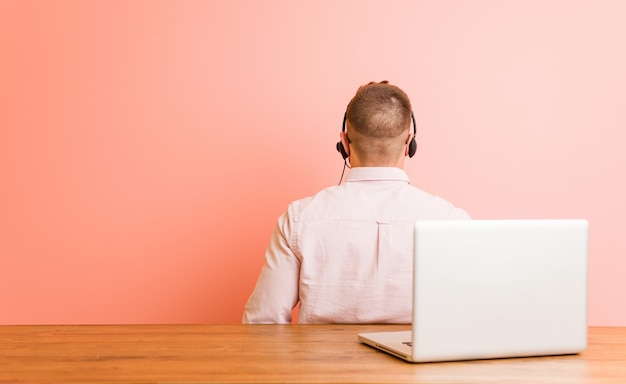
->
243, 167, 470, 324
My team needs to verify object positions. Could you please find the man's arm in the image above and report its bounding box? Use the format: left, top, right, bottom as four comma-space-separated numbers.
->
242, 212, 300, 324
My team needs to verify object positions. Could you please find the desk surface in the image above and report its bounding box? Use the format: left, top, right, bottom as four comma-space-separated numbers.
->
1, 324, 625, 383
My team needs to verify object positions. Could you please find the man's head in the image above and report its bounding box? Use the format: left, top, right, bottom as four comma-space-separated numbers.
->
340, 81, 415, 167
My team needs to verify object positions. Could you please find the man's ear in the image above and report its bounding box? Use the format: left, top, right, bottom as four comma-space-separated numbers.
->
404, 131, 417, 158
404, 133, 413, 156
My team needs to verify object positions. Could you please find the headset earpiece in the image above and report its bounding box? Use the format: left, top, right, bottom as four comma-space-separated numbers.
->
408, 137, 417, 158
336, 140, 348, 160
336, 113, 349, 160
408, 112, 417, 158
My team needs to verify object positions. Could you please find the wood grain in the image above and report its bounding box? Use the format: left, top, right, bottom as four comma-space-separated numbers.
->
1, 325, 625, 383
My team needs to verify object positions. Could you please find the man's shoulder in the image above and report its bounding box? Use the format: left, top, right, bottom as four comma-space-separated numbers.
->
282, 184, 343, 220
287, 194, 315, 209
283, 179, 470, 221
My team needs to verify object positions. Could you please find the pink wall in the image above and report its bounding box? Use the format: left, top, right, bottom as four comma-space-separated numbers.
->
1, 0, 624, 325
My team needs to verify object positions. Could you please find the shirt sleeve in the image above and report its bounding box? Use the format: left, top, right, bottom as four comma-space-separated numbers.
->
449, 207, 472, 219
242, 210, 300, 324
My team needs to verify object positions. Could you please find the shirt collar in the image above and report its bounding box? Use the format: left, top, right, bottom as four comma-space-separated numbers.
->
345, 167, 411, 183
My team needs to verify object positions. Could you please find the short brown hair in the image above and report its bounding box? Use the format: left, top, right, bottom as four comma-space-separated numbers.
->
345, 81, 412, 162
346, 81, 412, 139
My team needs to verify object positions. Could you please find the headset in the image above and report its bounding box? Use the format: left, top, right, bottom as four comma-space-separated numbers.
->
336, 111, 417, 160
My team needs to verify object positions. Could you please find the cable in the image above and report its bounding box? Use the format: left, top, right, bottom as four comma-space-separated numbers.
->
338, 159, 351, 185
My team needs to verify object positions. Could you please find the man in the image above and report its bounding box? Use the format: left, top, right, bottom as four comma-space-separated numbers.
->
243, 81, 470, 324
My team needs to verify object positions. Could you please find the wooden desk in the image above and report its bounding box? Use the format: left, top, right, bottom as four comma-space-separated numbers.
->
1, 325, 625, 383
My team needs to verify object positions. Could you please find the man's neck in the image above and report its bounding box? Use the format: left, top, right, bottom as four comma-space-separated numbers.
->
349, 156, 405, 169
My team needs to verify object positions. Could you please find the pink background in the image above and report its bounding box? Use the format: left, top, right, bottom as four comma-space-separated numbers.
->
1, 0, 624, 325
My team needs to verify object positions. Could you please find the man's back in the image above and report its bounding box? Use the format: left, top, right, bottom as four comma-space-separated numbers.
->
243, 167, 469, 324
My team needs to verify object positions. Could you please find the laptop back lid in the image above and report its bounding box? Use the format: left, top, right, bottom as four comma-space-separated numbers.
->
411, 219, 588, 362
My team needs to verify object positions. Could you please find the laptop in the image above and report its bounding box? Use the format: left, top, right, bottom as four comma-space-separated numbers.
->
358, 219, 588, 363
